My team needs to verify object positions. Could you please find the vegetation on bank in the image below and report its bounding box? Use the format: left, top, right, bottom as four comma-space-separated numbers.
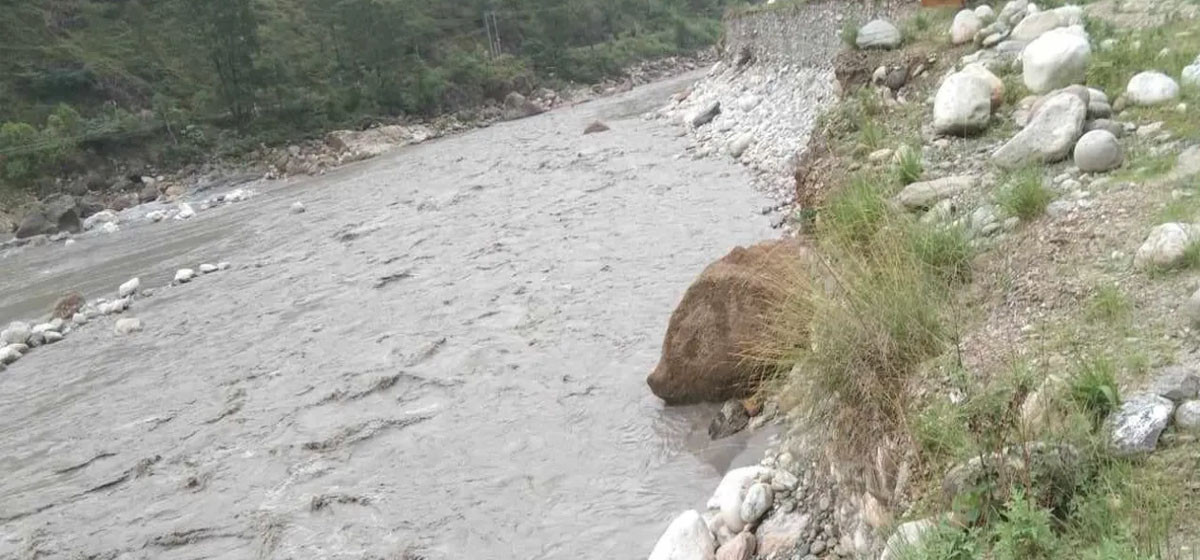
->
0, 0, 736, 195
756, 7, 1200, 560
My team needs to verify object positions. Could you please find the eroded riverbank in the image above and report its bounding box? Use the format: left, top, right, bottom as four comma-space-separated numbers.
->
0, 73, 778, 559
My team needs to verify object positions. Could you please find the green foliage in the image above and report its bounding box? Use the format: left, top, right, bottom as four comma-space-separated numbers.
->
913, 397, 970, 461
1087, 284, 1131, 323
996, 167, 1053, 221
840, 19, 859, 48
897, 523, 981, 560
821, 173, 890, 247
994, 489, 1059, 560
896, 144, 923, 185
1069, 357, 1120, 426
908, 222, 973, 284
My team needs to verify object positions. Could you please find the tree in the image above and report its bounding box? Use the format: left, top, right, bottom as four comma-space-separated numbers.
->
187, 0, 262, 126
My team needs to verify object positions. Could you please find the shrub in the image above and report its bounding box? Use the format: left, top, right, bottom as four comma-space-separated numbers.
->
896, 144, 923, 185
821, 173, 889, 248
996, 167, 1053, 221
1069, 357, 1120, 426
897, 523, 981, 560
841, 19, 859, 48
908, 222, 973, 284
993, 489, 1059, 560
914, 397, 970, 461
1087, 284, 1131, 322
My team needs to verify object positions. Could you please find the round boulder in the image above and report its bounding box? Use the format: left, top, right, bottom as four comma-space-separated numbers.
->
1175, 400, 1200, 431
951, 10, 983, 45
1073, 130, 1123, 172
1126, 71, 1180, 106
1022, 27, 1091, 93
933, 72, 994, 136
856, 19, 902, 50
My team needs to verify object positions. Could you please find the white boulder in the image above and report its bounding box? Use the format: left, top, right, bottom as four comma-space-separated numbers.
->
856, 19, 902, 50
648, 510, 716, 560
1108, 393, 1173, 455
1022, 27, 1091, 93
880, 519, 938, 560
951, 10, 983, 45
119, 277, 141, 298
739, 483, 773, 524
1183, 64, 1200, 88
897, 176, 978, 210
1135, 223, 1199, 269
934, 72, 995, 136
707, 466, 764, 532
175, 203, 196, 220
1175, 400, 1200, 431
1073, 130, 1123, 172
1126, 71, 1180, 106
83, 210, 118, 231
975, 5, 996, 21
290, 201, 307, 214
1, 322, 31, 345
146, 210, 167, 222
199, 263, 218, 274
114, 317, 144, 336
174, 268, 197, 283
993, 91, 1086, 168
0, 345, 21, 365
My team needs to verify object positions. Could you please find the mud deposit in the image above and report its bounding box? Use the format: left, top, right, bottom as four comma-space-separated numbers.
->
0, 73, 775, 559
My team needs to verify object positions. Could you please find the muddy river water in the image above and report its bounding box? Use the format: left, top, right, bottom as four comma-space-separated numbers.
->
0, 73, 777, 559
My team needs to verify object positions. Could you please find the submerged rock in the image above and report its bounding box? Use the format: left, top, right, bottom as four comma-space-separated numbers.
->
114, 317, 144, 335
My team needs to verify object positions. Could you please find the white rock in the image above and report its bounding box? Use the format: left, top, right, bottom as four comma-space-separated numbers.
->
1150, 365, 1200, 402
962, 63, 1005, 109
1010, 10, 1062, 41
1073, 130, 1123, 172
175, 203, 196, 220
199, 263, 218, 274
993, 91, 1086, 168
72, 313, 88, 326
217, 262, 231, 271
736, 94, 761, 111
1022, 27, 1091, 93
113, 318, 143, 336
1134, 223, 1198, 269
146, 210, 167, 222
707, 466, 764, 533
647, 510, 716, 560
1108, 393, 1173, 455
225, 188, 251, 202
119, 277, 141, 298
934, 72, 994, 135
951, 10, 983, 45
1, 322, 31, 345
688, 101, 721, 128
1183, 64, 1200, 88
290, 201, 307, 214
83, 210, 118, 231
727, 133, 754, 158
1175, 400, 1200, 431
64, 239, 76, 246
897, 176, 978, 210
30, 323, 56, 335
0, 346, 21, 365
99, 222, 120, 234
856, 19, 902, 50
772, 469, 799, 490
43, 331, 63, 344
880, 519, 937, 560
1126, 71, 1180, 106
739, 483, 773, 524
975, 5, 995, 21
174, 268, 197, 283
1184, 287, 1200, 328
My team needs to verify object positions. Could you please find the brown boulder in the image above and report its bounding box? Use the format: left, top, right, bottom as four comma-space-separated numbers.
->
647, 239, 809, 404
52, 292, 85, 319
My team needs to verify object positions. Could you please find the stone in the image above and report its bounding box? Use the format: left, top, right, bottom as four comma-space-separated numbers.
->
138, 183, 159, 203
30, 323, 56, 335
99, 221, 120, 234
1, 322, 31, 345
53, 292, 85, 319
290, 201, 307, 214
175, 203, 196, 220
1073, 130, 1123, 172
82, 210, 118, 231
199, 263, 218, 274
993, 92, 1086, 168
502, 92, 543, 119
1183, 64, 1200, 88
856, 19, 902, 50
868, 148, 894, 163
975, 5, 995, 21
896, 176, 978, 210
727, 133, 754, 158
933, 72, 994, 135
583, 120, 611, 134
1022, 27, 1091, 93
43, 331, 63, 344
1126, 71, 1180, 106
119, 277, 140, 298
1135, 223, 1198, 269
0, 346, 21, 365
1174, 400, 1200, 431
709, 400, 751, 440
217, 262, 231, 271
707, 466, 765, 533
872, 65, 888, 84
72, 313, 87, 326
736, 95, 760, 112
951, 10, 983, 45
114, 317, 143, 335
648, 510, 715, 560
689, 101, 721, 128
146, 210, 167, 222
1149, 365, 1200, 402
962, 63, 1005, 110
174, 268, 197, 283
739, 483, 773, 524
943, 443, 1083, 511
1184, 287, 1200, 328
771, 469, 798, 491
999, 0, 1028, 24
1011, 10, 1063, 41
879, 519, 937, 560
715, 532, 755, 560
755, 512, 809, 558
1108, 393, 1173, 455
1084, 119, 1124, 138
647, 240, 809, 404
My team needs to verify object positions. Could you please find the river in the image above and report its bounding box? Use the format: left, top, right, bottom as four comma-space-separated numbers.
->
0, 72, 777, 559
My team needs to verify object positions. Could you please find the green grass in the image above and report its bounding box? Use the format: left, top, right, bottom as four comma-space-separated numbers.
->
993, 489, 1060, 560
996, 167, 1053, 221
821, 172, 890, 247
897, 144, 923, 185
1087, 284, 1132, 323
908, 222, 974, 284
1069, 357, 1121, 426
840, 18, 859, 48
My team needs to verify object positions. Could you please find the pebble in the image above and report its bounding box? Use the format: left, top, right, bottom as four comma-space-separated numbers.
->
99, 222, 120, 234
199, 263, 218, 274
146, 210, 167, 222
64, 239, 76, 246
739, 483, 773, 524
174, 269, 196, 283
291, 201, 307, 214
114, 318, 144, 336
44, 331, 63, 344
217, 262, 231, 271
175, 203, 196, 220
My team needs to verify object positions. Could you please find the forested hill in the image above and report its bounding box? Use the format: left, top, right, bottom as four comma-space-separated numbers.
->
0, 0, 730, 192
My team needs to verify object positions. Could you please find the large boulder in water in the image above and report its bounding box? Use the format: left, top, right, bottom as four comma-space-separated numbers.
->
503, 92, 544, 119
647, 239, 808, 404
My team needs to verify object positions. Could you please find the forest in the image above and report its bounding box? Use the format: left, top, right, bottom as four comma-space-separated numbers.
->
0, 0, 732, 192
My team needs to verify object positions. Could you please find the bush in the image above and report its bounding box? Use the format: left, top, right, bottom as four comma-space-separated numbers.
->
1069, 357, 1120, 426
896, 144, 923, 185
840, 19, 859, 48
821, 173, 891, 247
994, 489, 1059, 560
908, 222, 973, 284
996, 167, 1053, 221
